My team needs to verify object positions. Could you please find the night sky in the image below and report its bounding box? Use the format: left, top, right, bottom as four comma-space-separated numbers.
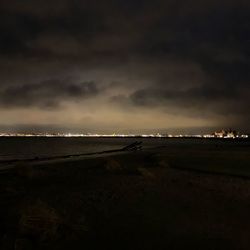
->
0, 0, 250, 134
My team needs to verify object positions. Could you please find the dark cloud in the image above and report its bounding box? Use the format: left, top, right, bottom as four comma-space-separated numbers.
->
129, 85, 242, 113
0, 80, 99, 109
0, 0, 250, 132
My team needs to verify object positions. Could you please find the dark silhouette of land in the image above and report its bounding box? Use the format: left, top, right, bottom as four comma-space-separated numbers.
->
0, 141, 250, 249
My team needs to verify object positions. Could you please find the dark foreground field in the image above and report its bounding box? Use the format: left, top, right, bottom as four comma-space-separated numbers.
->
1, 143, 250, 250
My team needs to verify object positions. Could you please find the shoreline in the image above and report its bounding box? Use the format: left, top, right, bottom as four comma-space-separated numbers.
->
0, 147, 143, 173
1, 141, 250, 178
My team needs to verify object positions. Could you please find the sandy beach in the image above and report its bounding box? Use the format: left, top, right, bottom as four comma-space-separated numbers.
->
1, 143, 250, 249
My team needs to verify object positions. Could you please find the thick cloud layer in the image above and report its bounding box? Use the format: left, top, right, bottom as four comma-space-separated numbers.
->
0, 0, 249, 133
0, 80, 98, 108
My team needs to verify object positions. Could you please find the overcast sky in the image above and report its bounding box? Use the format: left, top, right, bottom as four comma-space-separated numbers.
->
0, 0, 249, 133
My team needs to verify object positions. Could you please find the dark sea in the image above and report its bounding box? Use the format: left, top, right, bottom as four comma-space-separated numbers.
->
0, 137, 249, 162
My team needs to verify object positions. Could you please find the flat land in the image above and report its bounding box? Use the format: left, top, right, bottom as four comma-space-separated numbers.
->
0, 143, 250, 249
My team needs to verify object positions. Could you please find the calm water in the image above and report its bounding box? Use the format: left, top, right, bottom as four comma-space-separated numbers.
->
0, 137, 249, 161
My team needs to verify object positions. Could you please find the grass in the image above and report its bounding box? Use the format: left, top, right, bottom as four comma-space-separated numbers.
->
168, 149, 250, 177
103, 158, 123, 173
14, 164, 35, 179
19, 200, 62, 241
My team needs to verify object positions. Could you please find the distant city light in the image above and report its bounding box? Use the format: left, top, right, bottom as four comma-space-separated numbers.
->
0, 131, 248, 139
